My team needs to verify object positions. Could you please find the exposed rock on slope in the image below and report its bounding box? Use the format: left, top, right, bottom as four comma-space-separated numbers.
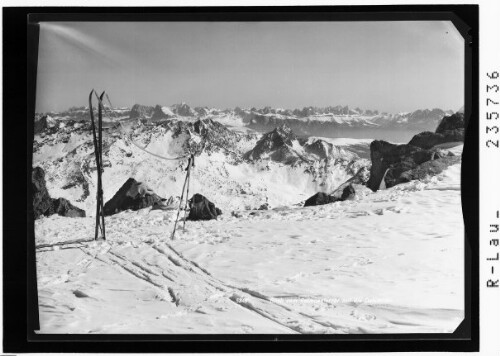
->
32, 166, 54, 218
366, 141, 437, 191
436, 113, 465, 134
103, 178, 163, 216
367, 113, 464, 191
408, 113, 464, 149
396, 156, 461, 184
304, 184, 356, 207
304, 192, 337, 207
340, 184, 356, 200
50, 198, 87, 218
34, 115, 49, 134
32, 166, 86, 219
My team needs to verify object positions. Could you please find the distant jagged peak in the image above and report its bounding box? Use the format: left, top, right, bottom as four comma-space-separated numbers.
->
171, 117, 237, 142
192, 117, 223, 133
150, 104, 175, 120
194, 106, 211, 116
245, 124, 295, 159
171, 102, 196, 116
39, 103, 452, 120
130, 104, 155, 119
245, 124, 360, 165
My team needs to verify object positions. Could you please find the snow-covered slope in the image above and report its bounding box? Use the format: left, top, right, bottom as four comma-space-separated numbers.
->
35, 147, 463, 334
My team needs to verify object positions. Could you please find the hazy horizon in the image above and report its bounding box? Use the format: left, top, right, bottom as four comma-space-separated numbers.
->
35, 21, 464, 114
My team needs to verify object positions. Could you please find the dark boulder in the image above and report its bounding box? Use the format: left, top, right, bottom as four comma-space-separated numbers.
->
103, 178, 163, 216
32, 166, 86, 219
187, 193, 222, 221
51, 198, 86, 218
366, 140, 436, 191
258, 203, 270, 210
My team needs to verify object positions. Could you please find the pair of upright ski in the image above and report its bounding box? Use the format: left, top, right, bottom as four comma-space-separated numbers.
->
89, 90, 106, 241
171, 154, 195, 240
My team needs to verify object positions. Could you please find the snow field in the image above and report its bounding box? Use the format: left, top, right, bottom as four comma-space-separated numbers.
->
35, 148, 464, 334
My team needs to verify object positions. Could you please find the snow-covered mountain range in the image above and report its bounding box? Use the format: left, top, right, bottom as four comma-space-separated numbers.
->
36, 103, 456, 141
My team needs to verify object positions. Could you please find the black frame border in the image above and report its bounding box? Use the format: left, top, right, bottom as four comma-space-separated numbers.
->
2, 4, 479, 353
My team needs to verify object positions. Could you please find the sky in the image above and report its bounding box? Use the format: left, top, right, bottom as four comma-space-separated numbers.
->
35, 21, 464, 113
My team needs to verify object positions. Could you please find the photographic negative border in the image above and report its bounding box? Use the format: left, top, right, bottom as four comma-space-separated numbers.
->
3, 4, 479, 353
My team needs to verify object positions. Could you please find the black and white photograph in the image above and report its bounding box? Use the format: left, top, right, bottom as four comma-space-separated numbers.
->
31, 18, 467, 335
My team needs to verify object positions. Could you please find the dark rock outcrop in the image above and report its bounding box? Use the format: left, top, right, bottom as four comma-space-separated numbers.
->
187, 194, 222, 221
340, 184, 356, 200
32, 166, 85, 219
408, 130, 464, 150
304, 184, 356, 207
304, 192, 337, 207
34, 115, 48, 134
51, 198, 86, 218
366, 140, 436, 191
396, 156, 461, 184
103, 178, 163, 216
367, 113, 464, 191
258, 203, 270, 210
436, 112, 465, 134
408, 112, 464, 149
32, 167, 55, 218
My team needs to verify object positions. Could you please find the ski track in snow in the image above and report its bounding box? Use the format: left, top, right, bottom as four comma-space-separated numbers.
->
35, 150, 464, 334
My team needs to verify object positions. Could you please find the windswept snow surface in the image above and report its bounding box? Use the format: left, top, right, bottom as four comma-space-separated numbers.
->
35, 147, 464, 334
